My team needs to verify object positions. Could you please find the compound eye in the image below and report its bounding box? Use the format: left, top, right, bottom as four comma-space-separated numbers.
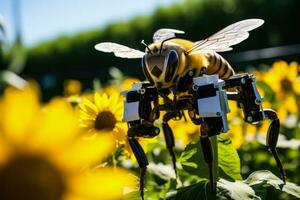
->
141, 56, 154, 85
165, 50, 179, 82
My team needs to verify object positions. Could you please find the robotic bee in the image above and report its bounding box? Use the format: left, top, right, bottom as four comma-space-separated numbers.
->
95, 19, 285, 199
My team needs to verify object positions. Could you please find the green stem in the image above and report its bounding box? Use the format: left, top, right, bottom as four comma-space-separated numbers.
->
211, 136, 219, 183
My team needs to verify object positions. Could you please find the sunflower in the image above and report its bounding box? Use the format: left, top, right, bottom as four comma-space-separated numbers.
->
263, 61, 300, 98
0, 85, 136, 200
276, 95, 299, 122
79, 92, 128, 151
78, 90, 158, 161
262, 61, 300, 120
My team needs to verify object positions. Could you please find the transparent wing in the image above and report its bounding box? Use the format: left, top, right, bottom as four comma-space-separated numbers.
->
153, 28, 185, 42
95, 42, 145, 59
187, 19, 264, 54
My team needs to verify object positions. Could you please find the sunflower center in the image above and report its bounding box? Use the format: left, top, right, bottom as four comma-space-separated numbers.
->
280, 77, 292, 91
0, 154, 66, 200
94, 111, 117, 131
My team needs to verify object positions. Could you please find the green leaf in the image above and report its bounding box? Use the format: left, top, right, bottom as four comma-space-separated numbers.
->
178, 136, 242, 181
245, 170, 300, 199
166, 181, 212, 200
218, 136, 242, 180
166, 171, 300, 199
166, 179, 260, 200
217, 179, 260, 200
178, 139, 209, 179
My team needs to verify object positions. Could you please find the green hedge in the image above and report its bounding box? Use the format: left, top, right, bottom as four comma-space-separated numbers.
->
24, 0, 300, 82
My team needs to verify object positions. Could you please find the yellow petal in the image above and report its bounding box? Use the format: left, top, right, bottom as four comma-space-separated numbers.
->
79, 110, 97, 119
277, 106, 288, 122
288, 61, 299, 79
0, 85, 40, 146
29, 99, 78, 152
94, 92, 103, 109
79, 99, 98, 115
54, 134, 115, 172
284, 95, 298, 114
101, 93, 110, 108
101, 86, 119, 97
68, 167, 137, 200
273, 61, 288, 74
228, 123, 244, 149
292, 81, 300, 94
109, 93, 119, 108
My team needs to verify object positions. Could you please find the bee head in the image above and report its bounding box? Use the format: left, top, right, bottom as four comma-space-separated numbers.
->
142, 41, 180, 88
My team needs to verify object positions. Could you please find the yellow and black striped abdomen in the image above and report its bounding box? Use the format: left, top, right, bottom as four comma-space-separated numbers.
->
206, 51, 235, 79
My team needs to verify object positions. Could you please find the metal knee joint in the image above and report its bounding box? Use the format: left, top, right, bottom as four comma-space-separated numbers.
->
192, 75, 230, 136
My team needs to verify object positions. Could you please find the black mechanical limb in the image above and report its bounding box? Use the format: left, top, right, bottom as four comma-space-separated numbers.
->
200, 124, 216, 192
128, 134, 148, 200
127, 124, 160, 200
225, 73, 264, 123
264, 109, 286, 183
189, 74, 230, 191
162, 112, 179, 177
225, 74, 286, 183
123, 82, 161, 200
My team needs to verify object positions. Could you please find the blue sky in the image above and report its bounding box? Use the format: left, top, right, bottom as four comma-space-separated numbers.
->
0, 0, 181, 46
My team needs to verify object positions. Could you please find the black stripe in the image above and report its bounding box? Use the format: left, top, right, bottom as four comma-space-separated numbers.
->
210, 52, 216, 66
211, 55, 222, 74
220, 63, 229, 78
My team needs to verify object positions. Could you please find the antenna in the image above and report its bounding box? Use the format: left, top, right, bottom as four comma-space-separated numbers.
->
141, 40, 152, 55
159, 37, 176, 54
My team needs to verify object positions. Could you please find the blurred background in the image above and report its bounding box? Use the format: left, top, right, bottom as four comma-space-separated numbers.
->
1, 1, 300, 199
1, 0, 300, 100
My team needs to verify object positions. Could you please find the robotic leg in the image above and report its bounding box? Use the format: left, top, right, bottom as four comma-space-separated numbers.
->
225, 74, 286, 182
192, 75, 230, 191
122, 82, 160, 199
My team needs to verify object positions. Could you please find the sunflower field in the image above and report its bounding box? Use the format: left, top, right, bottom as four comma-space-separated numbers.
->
1, 1, 300, 198
0, 59, 300, 200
